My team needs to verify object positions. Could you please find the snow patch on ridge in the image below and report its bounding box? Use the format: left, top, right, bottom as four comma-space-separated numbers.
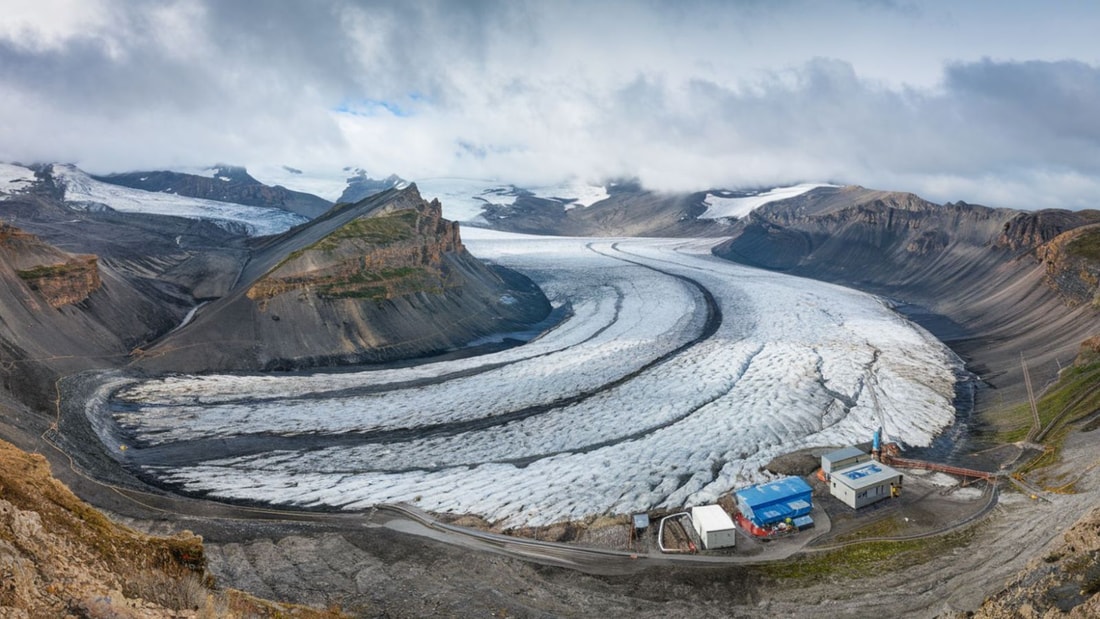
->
51, 164, 308, 236
0, 163, 37, 197
700, 183, 834, 219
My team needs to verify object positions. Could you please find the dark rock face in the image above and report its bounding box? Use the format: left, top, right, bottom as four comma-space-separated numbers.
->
95, 166, 333, 219
136, 185, 552, 373
995, 209, 1100, 253
713, 185, 1100, 405
483, 182, 729, 237
337, 169, 405, 204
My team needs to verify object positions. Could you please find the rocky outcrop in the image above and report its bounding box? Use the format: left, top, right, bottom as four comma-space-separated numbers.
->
248, 199, 463, 303
0, 214, 191, 409
136, 185, 552, 372
95, 166, 333, 219
1036, 224, 1100, 306
995, 209, 1100, 253
15, 256, 100, 308
971, 506, 1100, 618
337, 168, 405, 204
1, 224, 101, 308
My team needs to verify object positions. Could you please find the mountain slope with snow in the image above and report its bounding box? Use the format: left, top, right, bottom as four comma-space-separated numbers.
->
51, 164, 309, 236
95, 165, 333, 219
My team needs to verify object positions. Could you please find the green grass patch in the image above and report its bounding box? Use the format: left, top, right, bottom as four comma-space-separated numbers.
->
315, 266, 433, 301
16, 262, 86, 280
764, 527, 977, 582
279, 209, 421, 269
312, 210, 419, 251
994, 360, 1100, 445
1067, 228, 1100, 262
833, 514, 905, 542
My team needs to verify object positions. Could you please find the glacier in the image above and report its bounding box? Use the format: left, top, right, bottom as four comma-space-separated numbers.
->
100, 229, 962, 527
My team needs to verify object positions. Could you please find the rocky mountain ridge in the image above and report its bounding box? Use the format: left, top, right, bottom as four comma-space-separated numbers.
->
95, 165, 333, 219
481, 180, 729, 237
713, 185, 1100, 408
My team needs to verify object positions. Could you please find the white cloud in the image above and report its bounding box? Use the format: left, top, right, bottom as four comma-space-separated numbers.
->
1, 1, 1099, 209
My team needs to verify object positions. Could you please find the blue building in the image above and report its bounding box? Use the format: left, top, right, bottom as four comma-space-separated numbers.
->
735, 476, 814, 528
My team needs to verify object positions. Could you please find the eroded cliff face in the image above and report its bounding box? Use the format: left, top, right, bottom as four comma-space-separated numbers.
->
1036, 225, 1100, 307
248, 198, 462, 304
995, 210, 1100, 253
0, 224, 101, 308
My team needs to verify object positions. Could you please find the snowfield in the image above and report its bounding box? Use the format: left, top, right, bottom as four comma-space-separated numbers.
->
700, 183, 835, 219
415, 178, 609, 222
51, 164, 309, 236
99, 230, 963, 526
0, 163, 37, 197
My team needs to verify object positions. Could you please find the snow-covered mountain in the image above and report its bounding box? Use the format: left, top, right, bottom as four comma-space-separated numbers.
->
50, 164, 309, 237
0, 163, 39, 198
93, 165, 333, 219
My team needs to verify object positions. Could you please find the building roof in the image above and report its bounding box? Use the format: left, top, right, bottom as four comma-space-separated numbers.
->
735, 476, 813, 509
832, 461, 902, 490
822, 446, 868, 464
691, 504, 735, 531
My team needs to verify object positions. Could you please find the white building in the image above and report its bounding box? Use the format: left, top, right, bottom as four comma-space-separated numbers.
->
690, 505, 737, 549
821, 446, 872, 479
829, 461, 903, 509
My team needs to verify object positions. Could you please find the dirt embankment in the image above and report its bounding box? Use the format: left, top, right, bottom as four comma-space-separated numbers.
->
0, 437, 346, 618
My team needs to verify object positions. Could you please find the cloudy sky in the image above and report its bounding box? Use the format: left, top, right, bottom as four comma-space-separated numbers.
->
1, 0, 1099, 208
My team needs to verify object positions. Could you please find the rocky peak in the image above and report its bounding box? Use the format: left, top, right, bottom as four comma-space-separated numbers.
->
338, 168, 407, 204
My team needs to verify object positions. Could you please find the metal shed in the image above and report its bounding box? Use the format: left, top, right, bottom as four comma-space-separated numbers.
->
821, 446, 872, 478
690, 505, 737, 549
734, 476, 814, 528
829, 461, 902, 509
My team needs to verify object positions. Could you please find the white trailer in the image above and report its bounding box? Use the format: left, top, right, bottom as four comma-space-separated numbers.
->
690, 504, 737, 549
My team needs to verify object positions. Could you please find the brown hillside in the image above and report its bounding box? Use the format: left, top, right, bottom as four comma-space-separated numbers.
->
0, 437, 345, 618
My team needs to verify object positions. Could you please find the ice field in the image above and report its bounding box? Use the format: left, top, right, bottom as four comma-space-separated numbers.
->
99, 230, 963, 526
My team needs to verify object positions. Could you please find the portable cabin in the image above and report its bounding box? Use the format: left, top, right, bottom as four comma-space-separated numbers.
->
821, 446, 872, 480
829, 461, 903, 509
690, 504, 737, 549
734, 476, 814, 528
